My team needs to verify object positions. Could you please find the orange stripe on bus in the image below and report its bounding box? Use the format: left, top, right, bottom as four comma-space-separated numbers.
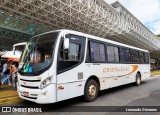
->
129, 65, 139, 74
118, 65, 139, 78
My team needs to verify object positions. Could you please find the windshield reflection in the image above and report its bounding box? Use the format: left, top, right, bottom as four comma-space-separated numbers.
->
19, 32, 59, 75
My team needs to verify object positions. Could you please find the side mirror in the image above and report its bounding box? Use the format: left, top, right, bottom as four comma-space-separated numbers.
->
63, 38, 69, 49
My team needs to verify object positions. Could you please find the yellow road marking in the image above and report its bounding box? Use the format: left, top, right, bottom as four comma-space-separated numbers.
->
151, 70, 160, 75
0, 90, 22, 105
0, 90, 18, 98
0, 96, 23, 105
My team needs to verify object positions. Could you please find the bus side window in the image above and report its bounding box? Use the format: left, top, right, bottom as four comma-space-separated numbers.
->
122, 48, 131, 63
114, 47, 119, 62
125, 49, 130, 63
59, 42, 65, 60
107, 45, 114, 62
60, 42, 81, 61
139, 52, 144, 64
131, 50, 139, 63
144, 53, 149, 64
68, 42, 81, 61
89, 41, 105, 62
106, 45, 119, 63
58, 35, 86, 73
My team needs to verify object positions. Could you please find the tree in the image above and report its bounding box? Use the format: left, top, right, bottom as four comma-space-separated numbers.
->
157, 34, 160, 37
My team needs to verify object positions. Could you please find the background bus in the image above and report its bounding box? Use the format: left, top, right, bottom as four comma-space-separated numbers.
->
1, 42, 26, 63
17, 30, 150, 104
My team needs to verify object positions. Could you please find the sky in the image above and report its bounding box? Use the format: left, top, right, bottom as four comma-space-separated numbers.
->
105, 0, 160, 35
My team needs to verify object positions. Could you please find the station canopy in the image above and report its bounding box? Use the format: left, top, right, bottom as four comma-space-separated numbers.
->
0, 0, 160, 58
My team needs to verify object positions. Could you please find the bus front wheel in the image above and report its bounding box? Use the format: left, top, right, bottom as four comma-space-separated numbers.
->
84, 79, 98, 102
135, 73, 141, 86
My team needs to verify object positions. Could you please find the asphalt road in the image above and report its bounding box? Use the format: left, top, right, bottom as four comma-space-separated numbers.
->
2, 76, 160, 115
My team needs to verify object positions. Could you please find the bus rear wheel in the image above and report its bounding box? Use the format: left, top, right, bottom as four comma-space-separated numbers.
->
84, 79, 98, 102
135, 73, 141, 86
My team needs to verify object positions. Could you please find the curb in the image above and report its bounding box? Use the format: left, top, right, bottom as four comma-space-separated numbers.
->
149, 75, 160, 80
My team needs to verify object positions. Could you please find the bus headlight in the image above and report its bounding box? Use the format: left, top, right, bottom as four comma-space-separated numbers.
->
40, 77, 52, 89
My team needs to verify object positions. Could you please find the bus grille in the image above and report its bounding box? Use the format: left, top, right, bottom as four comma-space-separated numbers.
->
20, 79, 41, 82
21, 85, 39, 89
21, 95, 37, 100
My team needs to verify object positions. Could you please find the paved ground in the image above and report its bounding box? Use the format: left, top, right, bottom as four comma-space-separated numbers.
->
0, 85, 20, 105
0, 76, 160, 115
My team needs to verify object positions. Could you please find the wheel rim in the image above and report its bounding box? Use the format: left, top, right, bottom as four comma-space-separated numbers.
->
137, 76, 141, 85
88, 84, 97, 98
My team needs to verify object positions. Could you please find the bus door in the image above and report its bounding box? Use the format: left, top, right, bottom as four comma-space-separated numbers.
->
56, 34, 86, 101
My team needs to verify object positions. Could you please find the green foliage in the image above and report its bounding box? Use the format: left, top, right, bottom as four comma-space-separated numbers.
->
157, 34, 160, 37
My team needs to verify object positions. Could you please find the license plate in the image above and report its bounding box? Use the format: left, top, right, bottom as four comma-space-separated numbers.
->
23, 92, 29, 96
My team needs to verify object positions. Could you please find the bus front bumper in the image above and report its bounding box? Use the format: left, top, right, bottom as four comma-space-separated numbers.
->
17, 83, 56, 104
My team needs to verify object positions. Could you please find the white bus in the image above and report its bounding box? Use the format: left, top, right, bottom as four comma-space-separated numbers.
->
13, 42, 27, 53
17, 29, 150, 104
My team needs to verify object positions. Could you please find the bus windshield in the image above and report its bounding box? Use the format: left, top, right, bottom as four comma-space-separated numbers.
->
14, 45, 25, 53
19, 32, 59, 75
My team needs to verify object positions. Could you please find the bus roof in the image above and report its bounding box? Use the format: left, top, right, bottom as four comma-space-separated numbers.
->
34, 29, 148, 52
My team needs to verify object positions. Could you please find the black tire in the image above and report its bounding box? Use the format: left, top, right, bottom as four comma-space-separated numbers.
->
84, 79, 98, 102
135, 73, 141, 86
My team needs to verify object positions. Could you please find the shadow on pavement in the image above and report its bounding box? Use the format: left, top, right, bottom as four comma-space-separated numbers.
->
13, 81, 149, 112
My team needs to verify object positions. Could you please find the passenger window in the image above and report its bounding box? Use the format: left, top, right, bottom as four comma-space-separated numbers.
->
144, 53, 149, 64
139, 52, 144, 63
132, 50, 139, 63
107, 45, 119, 62
107, 46, 114, 62
90, 41, 105, 62
99, 44, 105, 61
125, 49, 130, 62
121, 48, 131, 63
114, 47, 119, 62
90, 42, 99, 61
68, 43, 81, 61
